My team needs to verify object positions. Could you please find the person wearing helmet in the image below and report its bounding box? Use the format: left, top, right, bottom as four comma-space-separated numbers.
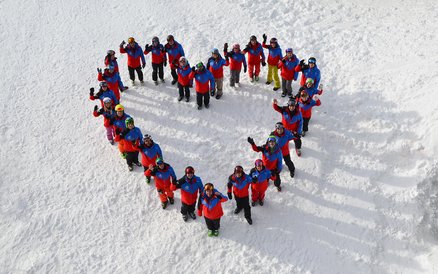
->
120, 37, 146, 85
164, 35, 185, 85
295, 57, 321, 89
114, 117, 143, 171
262, 34, 283, 91
144, 36, 167, 85
297, 90, 321, 136
270, 122, 298, 177
110, 104, 131, 158
272, 98, 303, 156
227, 165, 253, 225
189, 62, 215, 110
242, 35, 266, 82
249, 159, 271, 206
278, 48, 300, 98
172, 56, 192, 102
97, 65, 128, 101
93, 97, 116, 145
105, 49, 119, 73
171, 166, 204, 222
295, 78, 322, 99
223, 43, 247, 88
198, 183, 228, 237
145, 158, 177, 209
89, 82, 119, 107
133, 134, 163, 184
206, 48, 229, 99
247, 135, 283, 191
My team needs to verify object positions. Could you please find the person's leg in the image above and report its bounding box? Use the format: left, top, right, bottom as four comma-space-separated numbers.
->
105, 126, 114, 141
230, 70, 236, 87
303, 117, 310, 133
184, 86, 190, 100
235, 70, 241, 84
254, 62, 261, 77
267, 65, 273, 83
152, 63, 158, 82
248, 63, 254, 79
204, 92, 210, 107
283, 154, 295, 177
181, 202, 188, 215
196, 92, 202, 108
135, 66, 143, 82
171, 68, 178, 82
281, 78, 288, 95
205, 217, 215, 230
216, 78, 223, 97
242, 196, 251, 219
273, 66, 280, 88
126, 152, 135, 167
158, 63, 164, 80
178, 83, 184, 99
286, 80, 292, 96
294, 138, 302, 149
128, 66, 135, 81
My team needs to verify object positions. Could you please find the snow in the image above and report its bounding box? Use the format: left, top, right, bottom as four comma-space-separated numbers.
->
1, 0, 438, 273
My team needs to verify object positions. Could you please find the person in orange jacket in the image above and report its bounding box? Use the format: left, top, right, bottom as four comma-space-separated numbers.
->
145, 158, 177, 209
197, 183, 228, 237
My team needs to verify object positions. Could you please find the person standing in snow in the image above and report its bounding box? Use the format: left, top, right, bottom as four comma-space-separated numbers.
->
296, 78, 323, 99
171, 166, 204, 222
145, 158, 177, 209
247, 135, 283, 191
111, 104, 131, 159
273, 98, 303, 157
114, 117, 142, 171
295, 57, 321, 89
189, 62, 215, 110
297, 90, 321, 137
104, 50, 120, 73
227, 165, 253, 225
119, 37, 145, 85
144, 36, 167, 85
89, 82, 119, 107
97, 65, 128, 101
173, 56, 192, 102
262, 34, 282, 91
249, 159, 271, 206
198, 183, 228, 237
242, 35, 266, 82
278, 48, 299, 97
270, 122, 297, 177
134, 134, 163, 184
93, 97, 116, 145
223, 43, 247, 88
206, 48, 229, 99
164, 35, 185, 85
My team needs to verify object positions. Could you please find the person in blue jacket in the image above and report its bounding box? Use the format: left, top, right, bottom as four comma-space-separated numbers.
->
89, 82, 119, 107
115, 117, 143, 171
189, 62, 215, 110
224, 43, 247, 88
295, 57, 321, 89
164, 35, 185, 85
120, 37, 146, 85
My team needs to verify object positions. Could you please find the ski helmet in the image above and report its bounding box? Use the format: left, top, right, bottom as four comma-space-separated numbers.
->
254, 159, 263, 167
143, 134, 152, 141
196, 62, 204, 70
102, 97, 112, 104
211, 48, 220, 55
179, 56, 187, 63
286, 48, 293, 53
300, 89, 309, 97
125, 117, 134, 127
167, 34, 174, 42
152, 36, 159, 43
306, 78, 314, 85
250, 35, 257, 41
308, 57, 316, 64
156, 157, 164, 165
185, 166, 195, 174
204, 183, 214, 191
115, 104, 124, 112
267, 135, 277, 143
232, 43, 240, 50
234, 165, 244, 174
287, 99, 297, 107
107, 49, 115, 55
127, 37, 135, 44
99, 81, 108, 88
275, 122, 284, 130
270, 37, 278, 44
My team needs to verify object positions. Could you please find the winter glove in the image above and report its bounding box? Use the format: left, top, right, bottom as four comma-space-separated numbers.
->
93, 105, 98, 112
299, 59, 305, 67
97, 68, 102, 74
89, 88, 95, 96
115, 128, 121, 135
157, 189, 164, 194
244, 66, 247, 73
227, 192, 232, 200
247, 137, 255, 145
273, 98, 278, 105
252, 176, 258, 183
163, 60, 167, 67
145, 44, 149, 51
223, 43, 228, 53
197, 209, 202, 216
313, 95, 319, 101
281, 58, 287, 64
244, 45, 250, 52
191, 66, 196, 72
210, 89, 215, 97
119, 40, 126, 48
302, 64, 309, 70
261, 60, 266, 67
262, 33, 267, 44
142, 63, 146, 69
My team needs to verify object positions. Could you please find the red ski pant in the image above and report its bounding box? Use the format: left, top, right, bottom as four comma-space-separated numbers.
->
118, 139, 125, 154
157, 186, 174, 202
251, 182, 268, 202
248, 63, 261, 78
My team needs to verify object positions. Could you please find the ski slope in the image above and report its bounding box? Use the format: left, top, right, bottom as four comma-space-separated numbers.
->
1, 0, 438, 273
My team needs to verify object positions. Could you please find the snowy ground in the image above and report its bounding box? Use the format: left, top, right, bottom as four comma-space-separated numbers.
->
1, 0, 438, 273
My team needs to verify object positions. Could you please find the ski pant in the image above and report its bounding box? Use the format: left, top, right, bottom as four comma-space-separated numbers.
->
152, 63, 164, 81
267, 65, 280, 88
214, 78, 223, 97
181, 202, 196, 215
178, 83, 190, 99
171, 68, 178, 82
204, 217, 221, 231
294, 137, 302, 149
118, 139, 125, 154
196, 92, 210, 107
303, 117, 311, 132
128, 66, 143, 82
270, 170, 281, 187
105, 126, 114, 141
126, 151, 139, 167
230, 70, 241, 86
143, 166, 151, 181
157, 185, 174, 203
281, 78, 292, 96
251, 182, 268, 202
235, 195, 251, 219
248, 62, 260, 78
283, 154, 295, 173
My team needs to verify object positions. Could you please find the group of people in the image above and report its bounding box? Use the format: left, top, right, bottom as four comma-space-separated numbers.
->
89, 34, 324, 236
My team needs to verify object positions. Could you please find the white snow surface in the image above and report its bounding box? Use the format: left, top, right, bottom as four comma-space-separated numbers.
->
1, 0, 438, 273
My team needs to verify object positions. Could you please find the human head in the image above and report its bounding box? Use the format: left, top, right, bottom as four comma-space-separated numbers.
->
286, 48, 293, 57
179, 56, 187, 66
103, 97, 112, 107
125, 117, 134, 128
301, 90, 309, 100
308, 57, 316, 68
152, 36, 159, 45
156, 157, 164, 168
99, 81, 108, 90
107, 50, 115, 60
267, 135, 277, 148
211, 48, 219, 57
250, 35, 257, 45
128, 37, 135, 46
287, 99, 297, 110
305, 78, 314, 88
255, 159, 263, 171
167, 34, 174, 45
270, 37, 278, 47
234, 165, 243, 177
185, 166, 195, 179
204, 183, 214, 197
196, 62, 205, 71
275, 122, 284, 134
143, 134, 152, 144
115, 104, 124, 116
233, 43, 240, 52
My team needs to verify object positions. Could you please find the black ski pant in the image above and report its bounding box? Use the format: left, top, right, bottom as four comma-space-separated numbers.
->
204, 217, 221, 231
303, 118, 311, 132
178, 83, 190, 99
235, 195, 251, 219
283, 154, 295, 173
152, 63, 164, 81
171, 68, 178, 81
294, 137, 302, 149
128, 66, 143, 82
181, 202, 196, 215
271, 170, 281, 187
196, 92, 210, 107
126, 151, 139, 167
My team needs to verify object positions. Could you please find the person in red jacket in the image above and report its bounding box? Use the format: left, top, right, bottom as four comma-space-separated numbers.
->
145, 158, 177, 209
164, 35, 185, 85
223, 43, 247, 88
206, 48, 229, 99
243, 35, 266, 82
173, 56, 192, 102
189, 62, 215, 110
297, 91, 321, 136
198, 183, 228, 237
144, 36, 167, 85
119, 37, 145, 85
105, 50, 119, 73
92, 97, 116, 145
278, 48, 300, 97
249, 159, 271, 206
262, 34, 282, 91
133, 134, 163, 184
97, 65, 128, 101
227, 166, 253, 225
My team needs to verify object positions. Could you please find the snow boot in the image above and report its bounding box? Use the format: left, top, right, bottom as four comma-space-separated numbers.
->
255, 76, 259, 82
182, 214, 188, 222
259, 200, 264, 206
266, 81, 271, 85
145, 176, 151, 184
246, 217, 253, 225
171, 79, 177, 85
276, 186, 282, 192
185, 97, 190, 102
215, 94, 222, 100
273, 87, 280, 91
281, 91, 287, 97
162, 201, 168, 209
205, 104, 209, 109
161, 79, 165, 83
178, 96, 183, 102
234, 207, 242, 214
128, 166, 133, 172
250, 77, 254, 83
207, 230, 214, 237
109, 140, 115, 145
251, 201, 256, 207
197, 105, 202, 110
188, 211, 196, 220
154, 81, 159, 86
302, 131, 307, 137
296, 149, 302, 157
130, 80, 135, 86
121, 152, 127, 159
290, 170, 295, 178
168, 197, 174, 205
213, 230, 219, 237
134, 162, 141, 167
235, 83, 240, 88
121, 86, 129, 92
140, 80, 144, 85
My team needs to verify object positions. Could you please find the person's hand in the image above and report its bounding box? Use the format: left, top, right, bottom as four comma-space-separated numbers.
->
89, 87, 94, 96
97, 68, 102, 74
142, 63, 146, 69
261, 60, 266, 67
94, 105, 98, 112
163, 60, 167, 67
247, 137, 255, 145
120, 40, 125, 48
273, 98, 278, 105
227, 192, 232, 199
148, 164, 154, 170
145, 44, 149, 50
319, 84, 324, 90
244, 66, 247, 73
210, 89, 215, 97
313, 95, 319, 101
223, 43, 228, 53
